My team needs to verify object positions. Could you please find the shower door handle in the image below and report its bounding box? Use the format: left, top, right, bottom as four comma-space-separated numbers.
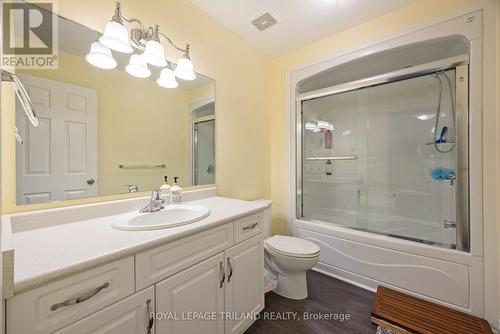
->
443, 220, 456, 229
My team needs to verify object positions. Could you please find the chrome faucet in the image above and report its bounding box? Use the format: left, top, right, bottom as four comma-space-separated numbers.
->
126, 184, 139, 193
140, 190, 165, 213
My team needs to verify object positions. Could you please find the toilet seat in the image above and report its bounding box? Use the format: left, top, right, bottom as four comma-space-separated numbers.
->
265, 235, 320, 259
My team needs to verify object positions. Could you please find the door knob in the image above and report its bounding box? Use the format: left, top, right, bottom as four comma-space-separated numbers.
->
87, 178, 95, 185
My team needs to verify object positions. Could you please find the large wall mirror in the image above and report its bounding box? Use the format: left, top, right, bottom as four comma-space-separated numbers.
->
13, 4, 215, 205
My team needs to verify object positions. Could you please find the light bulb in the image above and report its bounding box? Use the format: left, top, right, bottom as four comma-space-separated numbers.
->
141, 40, 167, 67
86, 41, 117, 69
157, 67, 178, 88
174, 47, 196, 81
99, 20, 133, 54
126, 54, 151, 78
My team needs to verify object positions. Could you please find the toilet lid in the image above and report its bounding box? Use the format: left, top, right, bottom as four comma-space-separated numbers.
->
265, 235, 320, 258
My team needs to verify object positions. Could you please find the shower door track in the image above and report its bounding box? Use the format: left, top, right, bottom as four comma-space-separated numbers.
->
295, 54, 470, 252
296, 54, 468, 102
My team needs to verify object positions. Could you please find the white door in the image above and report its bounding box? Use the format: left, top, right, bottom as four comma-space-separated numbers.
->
156, 253, 224, 334
15, 74, 97, 204
54, 287, 154, 334
224, 235, 264, 334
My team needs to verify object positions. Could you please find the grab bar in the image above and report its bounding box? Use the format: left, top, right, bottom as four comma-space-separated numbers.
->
306, 156, 357, 161
119, 163, 166, 169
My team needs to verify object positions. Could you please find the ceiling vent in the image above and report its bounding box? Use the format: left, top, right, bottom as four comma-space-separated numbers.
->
251, 9, 281, 31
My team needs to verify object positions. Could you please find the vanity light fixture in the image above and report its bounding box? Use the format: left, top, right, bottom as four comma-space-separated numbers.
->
126, 54, 151, 78
174, 45, 196, 81
305, 122, 318, 131
85, 41, 117, 69
87, 1, 196, 87
305, 120, 334, 132
317, 120, 330, 130
141, 25, 167, 67
157, 63, 179, 88
99, 2, 133, 53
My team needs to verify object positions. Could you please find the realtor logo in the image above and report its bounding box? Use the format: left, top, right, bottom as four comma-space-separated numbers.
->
2, 1, 58, 68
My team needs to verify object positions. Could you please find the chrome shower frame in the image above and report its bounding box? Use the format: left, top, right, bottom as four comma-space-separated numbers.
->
295, 55, 470, 252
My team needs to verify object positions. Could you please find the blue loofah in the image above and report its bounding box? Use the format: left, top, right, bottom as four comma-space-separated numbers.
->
431, 167, 454, 181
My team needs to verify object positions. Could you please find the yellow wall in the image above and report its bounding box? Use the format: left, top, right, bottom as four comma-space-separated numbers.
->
267, 0, 479, 235
188, 84, 215, 105
1, 0, 271, 213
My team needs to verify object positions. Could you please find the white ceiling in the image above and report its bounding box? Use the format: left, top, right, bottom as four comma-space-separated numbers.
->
190, 0, 417, 57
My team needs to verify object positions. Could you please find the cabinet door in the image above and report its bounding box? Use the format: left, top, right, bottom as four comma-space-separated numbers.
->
54, 286, 154, 334
224, 235, 264, 334
156, 253, 224, 334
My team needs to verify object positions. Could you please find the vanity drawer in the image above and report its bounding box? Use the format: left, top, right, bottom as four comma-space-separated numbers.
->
54, 286, 154, 334
233, 213, 262, 244
136, 223, 234, 289
6, 256, 135, 334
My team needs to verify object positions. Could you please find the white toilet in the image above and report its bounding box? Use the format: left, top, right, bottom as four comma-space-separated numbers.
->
258, 200, 320, 300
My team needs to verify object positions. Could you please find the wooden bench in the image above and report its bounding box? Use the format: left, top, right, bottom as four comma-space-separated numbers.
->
371, 286, 493, 334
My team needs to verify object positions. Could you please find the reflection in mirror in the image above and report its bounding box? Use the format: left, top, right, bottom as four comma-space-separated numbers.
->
14, 5, 215, 205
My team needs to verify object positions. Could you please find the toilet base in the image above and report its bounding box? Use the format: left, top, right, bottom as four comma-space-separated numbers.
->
273, 272, 308, 300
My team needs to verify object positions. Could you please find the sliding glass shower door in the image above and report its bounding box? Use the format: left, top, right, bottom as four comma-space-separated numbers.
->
298, 67, 469, 251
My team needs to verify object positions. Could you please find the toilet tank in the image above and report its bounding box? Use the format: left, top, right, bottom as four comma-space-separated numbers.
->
253, 199, 272, 238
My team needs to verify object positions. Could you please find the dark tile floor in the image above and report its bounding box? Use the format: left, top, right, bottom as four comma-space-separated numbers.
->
246, 271, 377, 334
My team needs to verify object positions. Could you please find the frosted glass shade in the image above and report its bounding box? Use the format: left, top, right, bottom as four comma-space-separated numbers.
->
99, 21, 133, 54
174, 57, 196, 81
86, 42, 117, 69
317, 120, 329, 130
157, 67, 178, 88
126, 54, 151, 78
141, 40, 167, 67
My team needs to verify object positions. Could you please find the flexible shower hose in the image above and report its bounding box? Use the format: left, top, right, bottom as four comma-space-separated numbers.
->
433, 71, 456, 153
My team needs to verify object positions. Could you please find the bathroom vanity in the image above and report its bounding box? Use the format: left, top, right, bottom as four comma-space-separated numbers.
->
3, 191, 269, 334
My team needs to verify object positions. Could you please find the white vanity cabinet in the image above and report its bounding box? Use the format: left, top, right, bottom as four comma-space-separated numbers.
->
5, 211, 265, 334
155, 253, 225, 334
223, 235, 264, 334
154, 234, 264, 334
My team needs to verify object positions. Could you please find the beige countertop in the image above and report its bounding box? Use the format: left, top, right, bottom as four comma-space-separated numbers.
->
5, 194, 270, 295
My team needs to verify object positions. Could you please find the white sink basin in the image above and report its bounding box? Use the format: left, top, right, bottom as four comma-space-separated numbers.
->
111, 204, 210, 231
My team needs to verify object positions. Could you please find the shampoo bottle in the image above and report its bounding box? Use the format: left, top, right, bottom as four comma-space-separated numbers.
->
325, 130, 333, 150
170, 177, 182, 204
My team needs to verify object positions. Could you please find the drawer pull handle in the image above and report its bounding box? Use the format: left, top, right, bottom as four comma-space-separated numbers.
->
227, 257, 233, 283
146, 299, 154, 334
243, 222, 258, 231
50, 282, 110, 311
219, 261, 225, 288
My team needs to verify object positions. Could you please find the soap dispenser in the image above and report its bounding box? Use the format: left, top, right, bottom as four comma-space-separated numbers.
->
170, 177, 182, 204
160, 176, 171, 200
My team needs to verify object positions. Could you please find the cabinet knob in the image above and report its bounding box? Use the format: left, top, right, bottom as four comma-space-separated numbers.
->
87, 178, 95, 185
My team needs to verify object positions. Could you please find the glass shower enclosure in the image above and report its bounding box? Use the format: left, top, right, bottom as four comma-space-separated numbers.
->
297, 59, 469, 251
